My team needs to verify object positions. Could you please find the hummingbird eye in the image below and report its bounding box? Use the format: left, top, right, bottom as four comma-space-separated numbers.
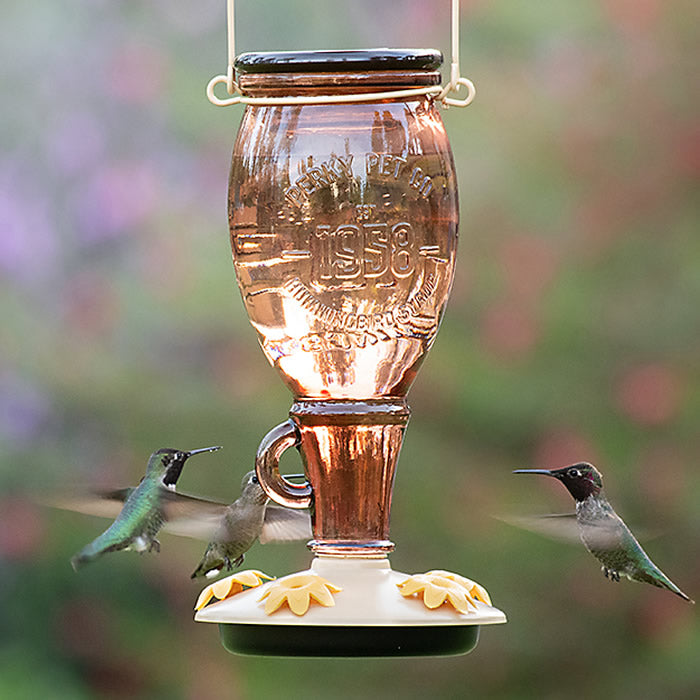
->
251, 474, 259, 484
568, 468, 582, 479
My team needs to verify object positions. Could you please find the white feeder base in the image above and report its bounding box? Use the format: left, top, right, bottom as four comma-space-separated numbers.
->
194, 556, 507, 657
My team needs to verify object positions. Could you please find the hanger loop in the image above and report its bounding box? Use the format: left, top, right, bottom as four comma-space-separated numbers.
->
207, 0, 475, 108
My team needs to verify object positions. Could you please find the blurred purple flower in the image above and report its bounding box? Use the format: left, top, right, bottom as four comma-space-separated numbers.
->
0, 372, 52, 447
106, 42, 168, 105
47, 110, 106, 177
73, 159, 159, 242
0, 169, 58, 283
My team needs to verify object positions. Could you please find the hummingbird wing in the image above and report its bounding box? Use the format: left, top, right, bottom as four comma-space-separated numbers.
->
499, 513, 658, 549
259, 504, 313, 544
157, 491, 229, 541
44, 488, 229, 542
496, 513, 582, 544
40, 488, 136, 520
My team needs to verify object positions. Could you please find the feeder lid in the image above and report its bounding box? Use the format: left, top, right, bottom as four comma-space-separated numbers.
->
235, 49, 443, 74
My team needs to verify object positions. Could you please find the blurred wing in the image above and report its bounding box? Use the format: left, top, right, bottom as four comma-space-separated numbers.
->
498, 513, 658, 549
159, 491, 228, 541
39, 488, 134, 520
580, 517, 629, 552
41, 488, 229, 541
496, 513, 583, 544
260, 504, 313, 544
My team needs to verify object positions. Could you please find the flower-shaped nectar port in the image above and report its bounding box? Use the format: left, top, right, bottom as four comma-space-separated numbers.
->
397, 571, 490, 614
195, 570, 274, 611
425, 570, 492, 606
259, 573, 342, 616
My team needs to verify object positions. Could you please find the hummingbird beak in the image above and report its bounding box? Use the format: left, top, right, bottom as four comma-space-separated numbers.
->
163, 447, 222, 487
187, 446, 223, 457
282, 473, 307, 482
513, 469, 557, 477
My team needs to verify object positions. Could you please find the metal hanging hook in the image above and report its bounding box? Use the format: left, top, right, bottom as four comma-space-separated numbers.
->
206, 0, 475, 108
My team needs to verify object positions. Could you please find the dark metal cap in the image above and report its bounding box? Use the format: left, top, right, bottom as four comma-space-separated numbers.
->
235, 49, 443, 74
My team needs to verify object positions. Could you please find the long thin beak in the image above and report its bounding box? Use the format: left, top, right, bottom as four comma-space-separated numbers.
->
281, 473, 307, 482
513, 469, 555, 476
164, 446, 222, 487
188, 446, 222, 456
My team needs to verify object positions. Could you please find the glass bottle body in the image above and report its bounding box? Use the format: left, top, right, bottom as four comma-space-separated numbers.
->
229, 97, 458, 400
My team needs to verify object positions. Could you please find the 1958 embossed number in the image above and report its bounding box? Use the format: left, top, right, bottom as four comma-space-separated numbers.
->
311, 221, 417, 289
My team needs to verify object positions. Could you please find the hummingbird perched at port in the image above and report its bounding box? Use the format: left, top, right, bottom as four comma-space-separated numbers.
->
190, 470, 312, 579
70, 446, 221, 570
513, 462, 693, 602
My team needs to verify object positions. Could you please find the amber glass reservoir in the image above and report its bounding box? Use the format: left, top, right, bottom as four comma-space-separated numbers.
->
229, 50, 459, 555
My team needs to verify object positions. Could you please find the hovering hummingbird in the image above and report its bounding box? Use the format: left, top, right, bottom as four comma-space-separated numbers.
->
70, 446, 221, 570
513, 462, 693, 602
190, 470, 312, 579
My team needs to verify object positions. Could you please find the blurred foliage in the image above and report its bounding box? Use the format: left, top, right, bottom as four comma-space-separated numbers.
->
1, 0, 698, 698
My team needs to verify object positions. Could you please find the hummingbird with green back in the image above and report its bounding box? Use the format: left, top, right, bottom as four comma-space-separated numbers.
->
513, 462, 693, 602
70, 446, 221, 570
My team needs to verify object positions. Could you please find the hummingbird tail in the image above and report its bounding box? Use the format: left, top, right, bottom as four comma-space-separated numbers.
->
635, 568, 694, 603
191, 562, 220, 579
70, 532, 120, 571
191, 559, 225, 579
70, 549, 97, 571
667, 585, 694, 604
663, 584, 694, 604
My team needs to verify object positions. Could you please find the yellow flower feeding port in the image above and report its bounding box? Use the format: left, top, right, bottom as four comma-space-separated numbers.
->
195, 570, 275, 611
259, 573, 343, 616
397, 571, 492, 613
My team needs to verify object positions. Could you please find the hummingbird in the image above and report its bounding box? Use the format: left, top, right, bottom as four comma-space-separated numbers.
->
190, 470, 312, 579
513, 462, 693, 602
70, 446, 221, 570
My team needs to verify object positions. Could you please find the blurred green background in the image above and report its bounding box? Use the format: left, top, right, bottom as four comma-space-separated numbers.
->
1, 1, 698, 698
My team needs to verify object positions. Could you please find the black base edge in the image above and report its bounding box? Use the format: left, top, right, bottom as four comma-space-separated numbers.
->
219, 624, 480, 658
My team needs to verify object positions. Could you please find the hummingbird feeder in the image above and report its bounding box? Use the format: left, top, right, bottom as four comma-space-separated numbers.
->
194, 0, 506, 656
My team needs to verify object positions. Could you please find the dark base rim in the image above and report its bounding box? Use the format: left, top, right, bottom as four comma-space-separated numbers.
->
219, 623, 480, 658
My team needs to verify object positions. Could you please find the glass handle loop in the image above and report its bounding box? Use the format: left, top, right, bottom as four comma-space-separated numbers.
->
255, 419, 313, 509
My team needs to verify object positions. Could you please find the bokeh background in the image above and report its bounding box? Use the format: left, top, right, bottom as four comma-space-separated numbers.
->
1, 1, 698, 698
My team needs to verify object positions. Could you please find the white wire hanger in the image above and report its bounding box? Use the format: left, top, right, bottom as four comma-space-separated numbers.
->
206, 0, 475, 108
